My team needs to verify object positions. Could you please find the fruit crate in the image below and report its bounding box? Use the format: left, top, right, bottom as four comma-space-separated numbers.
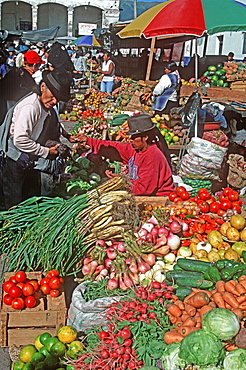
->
0, 272, 67, 347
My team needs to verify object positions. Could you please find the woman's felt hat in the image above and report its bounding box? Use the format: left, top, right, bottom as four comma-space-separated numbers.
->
42, 67, 72, 102
126, 114, 155, 135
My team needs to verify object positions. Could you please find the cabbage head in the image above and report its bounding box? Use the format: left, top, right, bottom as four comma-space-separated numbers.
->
202, 308, 240, 341
223, 348, 246, 370
179, 329, 225, 366
161, 342, 187, 370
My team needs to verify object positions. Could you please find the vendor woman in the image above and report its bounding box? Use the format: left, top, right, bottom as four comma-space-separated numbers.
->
76, 114, 175, 196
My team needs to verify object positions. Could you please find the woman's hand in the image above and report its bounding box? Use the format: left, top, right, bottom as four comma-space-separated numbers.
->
49, 144, 60, 155
76, 133, 87, 143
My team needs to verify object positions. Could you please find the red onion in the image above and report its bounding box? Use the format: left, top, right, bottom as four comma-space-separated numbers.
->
82, 264, 91, 276
141, 222, 154, 233
106, 247, 117, 260
137, 258, 151, 274
123, 273, 133, 288
129, 271, 139, 285
129, 259, 138, 274
95, 265, 104, 274
117, 242, 126, 252
96, 239, 106, 247
141, 253, 156, 266
95, 269, 108, 281
169, 220, 182, 234
104, 258, 113, 269
151, 226, 159, 236
154, 236, 167, 248
89, 261, 98, 274
107, 278, 119, 290
145, 233, 154, 244
125, 258, 131, 265
180, 221, 189, 232
83, 257, 92, 265
119, 276, 128, 290
138, 228, 148, 239
167, 233, 181, 250
158, 227, 169, 237
147, 215, 158, 225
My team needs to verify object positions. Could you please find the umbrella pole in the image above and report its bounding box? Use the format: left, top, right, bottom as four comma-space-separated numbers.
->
145, 37, 156, 81
194, 37, 198, 137
89, 59, 92, 88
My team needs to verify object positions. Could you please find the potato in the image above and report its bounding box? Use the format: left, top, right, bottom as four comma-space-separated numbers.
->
226, 227, 240, 241
220, 222, 231, 236
235, 328, 246, 349
224, 248, 239, 261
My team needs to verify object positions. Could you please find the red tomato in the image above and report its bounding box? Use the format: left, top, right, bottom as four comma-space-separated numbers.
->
59, 277, 64, 284
16, 282, 25, 290
47, 269, 59, 278
8, 285, 23, 298
11, 297, 25, 310
29, 280, 39, 292
179, 191, 190, 201
2, 280, 15, 293
40, 283, 51, 295
198, 189, 211, 201
3, 294, 13, 306
40, 277, 50, 286
193, 195, 201, 203
173, 197, 182, 203
15, 270, 27, 283
232, 204, 241, 213
169, 191, 178, 202
223, 187, 233, 196
217, 209, 226, 216
49, 277, 61, 290
22, 283, 35, 297
219, 194, 228, 202
198, 201, 209, 213
209, 202, 221, 213
50, 289, 60, 297
25, 295, 36, 308
9, 276, 17, 284
228, 191, 239, 202
176, 186, 186, 196
220, 199, 232, 211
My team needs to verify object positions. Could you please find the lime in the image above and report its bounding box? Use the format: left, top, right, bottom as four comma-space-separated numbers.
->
13, 361, 25, 370
31, 352, 45, 367
66, 349, 77, 359
34, 362, 45, 370
49, 341, 66, 357
172, 136, 179, 143
67, 341, 84, 355
22, 363, 34, 370
45, 337, 59, 352
39, 346, 50, 357
43, 354, 58, 369
57, 326, 77, 344
34, 335, 44, 351
39, 332, 52, 346
19, 345, 37, 363
66, 366, 76, 370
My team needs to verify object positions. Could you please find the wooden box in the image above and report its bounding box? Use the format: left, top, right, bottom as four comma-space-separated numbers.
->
230, 80, 246, 91
0, 272, 67, 347
135, 196, 168, 207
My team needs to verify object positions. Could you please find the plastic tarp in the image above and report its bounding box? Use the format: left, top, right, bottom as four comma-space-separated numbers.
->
119, 0, 165, 22
21, 26, 60, 43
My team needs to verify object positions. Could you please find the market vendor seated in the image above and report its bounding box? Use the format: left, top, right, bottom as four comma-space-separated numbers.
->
76, 114, 175, 196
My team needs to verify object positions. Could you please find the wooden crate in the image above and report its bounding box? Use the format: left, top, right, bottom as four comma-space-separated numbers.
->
135, 196, 168, 206
0, 272, 67, 347
230, 80, 246, 91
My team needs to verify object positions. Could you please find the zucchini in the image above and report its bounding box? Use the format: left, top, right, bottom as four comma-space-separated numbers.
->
176, 278, 214, 289
177, 258, 211, 272
207, 266, 221, 283
175, 287, 193, 301
173, 264, 183, 271
166, 270, 204, 282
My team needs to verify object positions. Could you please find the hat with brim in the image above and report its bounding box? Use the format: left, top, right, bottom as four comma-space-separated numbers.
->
126, 114, 156, 135
42, 67, 72, 102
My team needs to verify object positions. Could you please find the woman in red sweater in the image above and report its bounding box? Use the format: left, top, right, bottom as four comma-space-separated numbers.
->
77, 114, 175, 196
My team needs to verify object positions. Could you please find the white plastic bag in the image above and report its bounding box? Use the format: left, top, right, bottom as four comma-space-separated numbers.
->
187, 137, 226, 168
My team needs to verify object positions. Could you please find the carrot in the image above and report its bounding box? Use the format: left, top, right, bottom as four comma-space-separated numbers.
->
184, 303, 197, 316
239, 275, 246, 282
194, 312, 202, 328
236, 295, 246, 304
239, 279, 246, 289
182, 317, 197, 327
164, 330, 184, 344
186, 292, 210, 308
171, 294, 179, 301
175, 300, 185, 311
174, 320, 183, 330
167, 303, 182, 317
199, 304, 213, 318
225, 302, 232, 310
223, 292, 240, 308
231, 308, 244, 320
239, 302, 246, 310
235, 282, 246, 295
224, 343, 238, 351
181, 313, 190, 322
208, 301, 217, 308
224, 281, 240, 296
212, 292, 226, 308
184, 291, 196, 303
178, 326, 198, 337
215, 281, 225, 292
228, 279, 237, 286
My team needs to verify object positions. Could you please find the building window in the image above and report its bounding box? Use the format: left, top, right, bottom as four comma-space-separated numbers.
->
20, 21, 32, 31
243, 33, 246, 54
217, 35, 224, 55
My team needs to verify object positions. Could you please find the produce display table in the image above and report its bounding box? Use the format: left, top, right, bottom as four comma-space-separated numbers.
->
134, 196, 168, 206
180, 85, 246, 103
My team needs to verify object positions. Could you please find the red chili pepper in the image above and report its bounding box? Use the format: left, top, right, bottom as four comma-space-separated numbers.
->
213, 217, 225, 225
196, 223, 206, 234
183, 231, 193, 237
181, 240, 191, 246
195, 233, 207, 242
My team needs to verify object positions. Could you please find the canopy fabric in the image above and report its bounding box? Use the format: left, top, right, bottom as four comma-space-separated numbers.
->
21, 26, 59, 43
119, 0, 164, 22
71, 35, 101, 47
118, 0, 246, 39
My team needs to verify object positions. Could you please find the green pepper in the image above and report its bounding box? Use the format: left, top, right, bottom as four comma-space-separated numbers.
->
242, 250, 246, 263
223, 259, 235, 268
207, 266, 221, 283
215, 260, 226, 270
220, 267, 235, 281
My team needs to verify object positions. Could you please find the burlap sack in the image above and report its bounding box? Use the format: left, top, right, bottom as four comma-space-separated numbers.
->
227, 153, 246, 189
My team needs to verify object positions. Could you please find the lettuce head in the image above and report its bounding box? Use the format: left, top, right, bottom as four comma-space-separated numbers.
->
223, 348, 246, 370
202, 308, 240, 341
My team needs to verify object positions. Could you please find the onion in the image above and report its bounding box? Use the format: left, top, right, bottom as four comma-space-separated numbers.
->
151, 226, 159, 236
145, 233, 153, 243
117, 242, 126, 252
180, 221, 189, 232
89, 261, 98, 274
107, 278, 118, 290
104, 258, 112, 269
141, 222, 154, 233
137, 258, 151, 274
96, 239, 106, 247
138, 228, 148, 239
153, 236, 167, 248
83, 257, 92, 265
106, 247, 117, 260
167, 233, 181, 250
158, 227, 169, 237
95, 265, 104, 274
125, 258, 131, 265
141, 253, 156, 266
129, 259, 138, 274
82, 264, 91, 276
123, 273, 133, 288
147, 215, 158, 225
128, 271, 139, 284
119, 276, 128, 290
169, 220, 182, 234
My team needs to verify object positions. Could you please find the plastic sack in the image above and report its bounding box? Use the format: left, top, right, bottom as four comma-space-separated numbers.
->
187, 137, 226, 168
227, 154, 246, 189
179, 153, 220, 181
180, 90, 201, 128
67, 281, 121, 332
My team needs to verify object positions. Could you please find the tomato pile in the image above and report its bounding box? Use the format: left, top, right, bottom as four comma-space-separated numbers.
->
2, 269, 63, 310
81, 108, 105, 120
168, 186, 242, 216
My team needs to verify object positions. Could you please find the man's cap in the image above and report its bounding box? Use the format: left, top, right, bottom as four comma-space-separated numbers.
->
36, 42, 44, 48
20, 45, 28, 52
8, 46, 15, 52
126, 114, 156, 136
47, 42, 74, 72
42, 67, 72, 102
24, 50, 42, 64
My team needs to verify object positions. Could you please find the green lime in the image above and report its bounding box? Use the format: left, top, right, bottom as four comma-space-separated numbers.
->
23, 363, 34, 370
34, 362, 45, 370
49, 341, 66, 357
66, 366, 76, 370
45, 337, 59, 352
31, 352, 45, 366
39, 332, 52, 346
43, 354, 58, 369
13, 361, 25, 370
34, 335, 44, 351
20, 345, 37, 363
57, 326, 77, 344
67, 341, 84, 355
65, 349, 77, 359
39, 346, 50, 357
